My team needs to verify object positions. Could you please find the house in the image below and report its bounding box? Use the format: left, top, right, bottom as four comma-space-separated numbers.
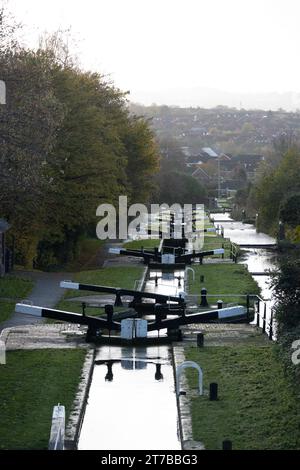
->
0, 218, 11, 277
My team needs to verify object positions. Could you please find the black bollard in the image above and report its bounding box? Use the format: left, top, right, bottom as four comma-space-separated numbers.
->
222, 440, 232, 450
209, 382, 218, 401
81, 302, 86, 316
114, 290, 123, 307
197, 332, 204, 347
217, 300, 223, 310
105, 304, 113, 323
200, 287, 208, 307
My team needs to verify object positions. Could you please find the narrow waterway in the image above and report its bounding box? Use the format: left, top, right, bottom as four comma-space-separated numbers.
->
78, 270, 182, 450
211, 213, 278, 333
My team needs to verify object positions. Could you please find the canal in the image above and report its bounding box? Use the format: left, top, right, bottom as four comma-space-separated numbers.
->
78, 269, 182, 450
211, 212, 278, 333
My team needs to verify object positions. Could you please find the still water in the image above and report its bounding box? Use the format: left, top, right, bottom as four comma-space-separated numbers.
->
211, 213, 279, 334
78, 345, 181, 450
211, 213, 276, 246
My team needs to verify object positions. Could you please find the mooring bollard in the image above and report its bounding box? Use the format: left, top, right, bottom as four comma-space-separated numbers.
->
217, 300, 223, 310
105, 304, 113, 323
246, 294, 250, 322
200, 287, 208, 307
197, 332, 204, 347
114, 290, 123, 307
209, 382, 218, 401
222, 440, 232, 450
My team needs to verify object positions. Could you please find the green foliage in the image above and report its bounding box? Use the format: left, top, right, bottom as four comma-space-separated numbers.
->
270, 257, 300, 330
250, 148, 300, 235
280, 193, 300, 228
0, 22, 160, 268
157, 171, 207, 205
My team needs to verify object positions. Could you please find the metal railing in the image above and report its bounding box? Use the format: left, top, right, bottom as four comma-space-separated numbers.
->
254, 296, 275, 340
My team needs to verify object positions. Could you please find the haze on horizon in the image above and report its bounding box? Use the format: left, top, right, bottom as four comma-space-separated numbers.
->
5, 0, 300, 110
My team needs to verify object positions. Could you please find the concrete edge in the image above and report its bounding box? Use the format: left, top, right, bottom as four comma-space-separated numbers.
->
172, 344, 205, 451
64, 347, 96, 449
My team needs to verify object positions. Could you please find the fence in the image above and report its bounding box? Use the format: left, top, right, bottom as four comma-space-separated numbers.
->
254, 296, 275, 340
185, 292, 275, 339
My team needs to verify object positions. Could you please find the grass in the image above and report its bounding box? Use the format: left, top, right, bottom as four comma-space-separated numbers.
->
203, 235, 231, 258
0, 349, 86, 450
51, 265, 144, 321
62, 266, 144, 300
0, 301, 16, 323
186, 345, 300, 450
187, 264, 260, 305
0, 276, 34, 299
0, 275, 34, 324
123, 239, 161, 250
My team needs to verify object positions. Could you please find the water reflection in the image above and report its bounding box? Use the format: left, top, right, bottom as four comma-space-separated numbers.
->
78, 346, 181, 450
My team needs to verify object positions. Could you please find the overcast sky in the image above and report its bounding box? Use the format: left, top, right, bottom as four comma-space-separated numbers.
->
5, 0, 300, 108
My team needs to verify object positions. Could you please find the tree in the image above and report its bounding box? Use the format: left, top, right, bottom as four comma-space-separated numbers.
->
270, 258, 300, 330
157, 171, 207, 205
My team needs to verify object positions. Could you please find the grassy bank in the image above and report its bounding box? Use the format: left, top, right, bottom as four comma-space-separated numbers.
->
0, 276, 34, 323
123, 239, 160, 250
186, 345, 300, 450
187, 263, 259, 305
56, 265, 144, 315
0, 349, 86, 449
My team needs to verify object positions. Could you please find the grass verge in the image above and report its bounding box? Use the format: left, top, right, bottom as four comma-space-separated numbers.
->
186, 345, 300, 450
0, 276, 34, 324
123, 239, 161, 250
0, 349, 86, 449
63, 266, 144, 300
53, 266, 144, 317
187, 263, 259, 305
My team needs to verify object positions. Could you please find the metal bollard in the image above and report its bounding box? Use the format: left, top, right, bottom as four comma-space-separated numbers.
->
209, 383, 218, 401
197, 332, 204, 347
200, 287, 208, 307
222, 440, 232, 450
217, 300, 223, 309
